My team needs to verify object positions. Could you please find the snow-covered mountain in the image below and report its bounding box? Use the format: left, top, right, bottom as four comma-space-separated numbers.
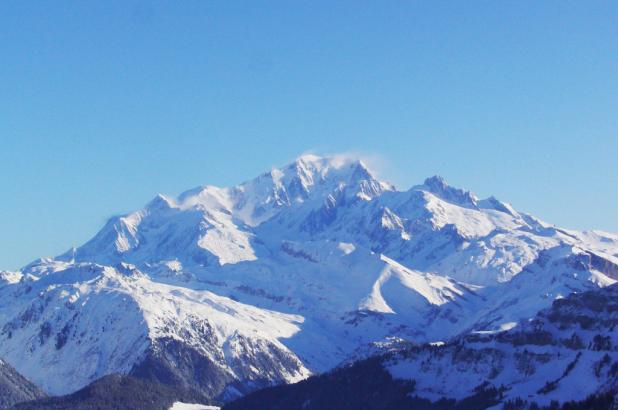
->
386, 282, 618, 406
224, 283, 618, 409
1, 154, 617, 403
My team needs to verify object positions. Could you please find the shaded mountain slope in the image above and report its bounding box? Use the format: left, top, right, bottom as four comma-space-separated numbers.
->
0, 359, 45, 409
226, 284, 618, 409
12, 375, 209, 410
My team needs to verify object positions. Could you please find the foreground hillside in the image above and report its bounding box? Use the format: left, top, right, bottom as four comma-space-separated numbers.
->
1, 154, 617, 405
225, 284, 618, 409
0, 359, 45, 409
11, 375, 209, 410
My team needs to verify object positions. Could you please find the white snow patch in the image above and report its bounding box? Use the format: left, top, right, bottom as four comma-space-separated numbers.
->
337, 242, 356, 255
169, 402, 219, 410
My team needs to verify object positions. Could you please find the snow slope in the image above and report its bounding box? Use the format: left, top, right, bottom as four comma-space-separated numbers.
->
225, 283, 618, 409
170, 403, 220, 410
0, 356, 46, 408
1, 153, 617, 402
387, 283, 618, 405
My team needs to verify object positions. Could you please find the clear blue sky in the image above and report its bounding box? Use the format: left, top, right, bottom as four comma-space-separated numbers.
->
1, 1, 617, 269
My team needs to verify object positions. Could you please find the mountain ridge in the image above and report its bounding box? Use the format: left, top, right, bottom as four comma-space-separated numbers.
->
224, 283, 618, 409
1, 153, 617, 404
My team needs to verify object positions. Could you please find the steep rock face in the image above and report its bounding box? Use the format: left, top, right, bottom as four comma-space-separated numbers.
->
421, 175, 479, 208
1, 154, 618, 401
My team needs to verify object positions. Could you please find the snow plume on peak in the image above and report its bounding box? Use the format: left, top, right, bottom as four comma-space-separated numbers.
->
290, 153, 375, 182
295, 152, 363, 171
293, 152, 391, 187
229, 154, 393, 226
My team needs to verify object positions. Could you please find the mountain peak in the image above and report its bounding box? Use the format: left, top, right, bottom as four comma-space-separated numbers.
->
146, 194, 176, 212
295, 153, 324, 166
423, 175, 449, 189
292, 153, 367, 173
420, 175, 478, 207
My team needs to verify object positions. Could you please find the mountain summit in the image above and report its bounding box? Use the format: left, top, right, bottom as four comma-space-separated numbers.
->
1, 154, 617, 404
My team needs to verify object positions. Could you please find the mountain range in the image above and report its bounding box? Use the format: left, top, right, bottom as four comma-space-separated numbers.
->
1, 154, 617, 407
225, 282, 618, 409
